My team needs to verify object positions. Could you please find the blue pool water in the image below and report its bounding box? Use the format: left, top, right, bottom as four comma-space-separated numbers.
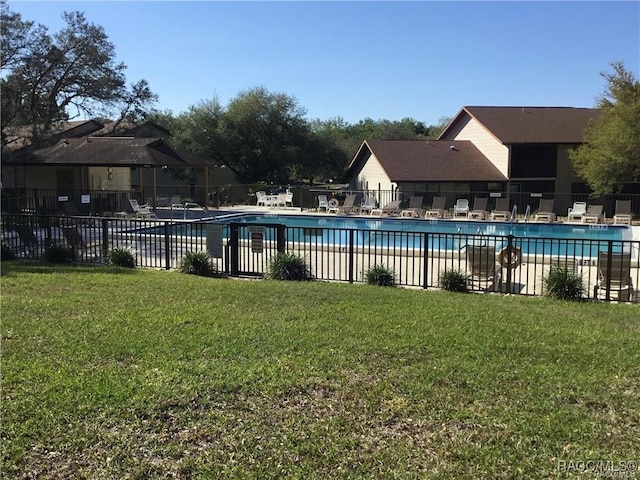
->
221, 213, 629, 241
140, 213, 632, 257
209, 214, 632, 257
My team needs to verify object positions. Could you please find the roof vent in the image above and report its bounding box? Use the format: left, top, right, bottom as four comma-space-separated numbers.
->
449, 145, 458, 151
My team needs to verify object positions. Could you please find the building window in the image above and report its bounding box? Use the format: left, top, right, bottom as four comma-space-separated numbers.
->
510, 144, 557, 178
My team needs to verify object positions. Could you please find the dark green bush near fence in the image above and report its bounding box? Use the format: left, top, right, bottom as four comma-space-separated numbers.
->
266, 252, 313, 281
543, 266, 584, 301
439, 269, 470, 293
1, 241, 16, 261
44, 243, 75, 263
107, 247, 136, 268
364, 264, 396, 287
179, 251, 217, 277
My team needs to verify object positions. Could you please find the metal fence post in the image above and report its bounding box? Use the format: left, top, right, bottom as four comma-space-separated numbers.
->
348, 229, 354, 283
276, 225, 286, 253
101, 218, 109, 260
423, 232, 429, 289
505, 235, 514, 293
604, 241, 613, 301
164, 222, 171, 270
230, 223, 239, 276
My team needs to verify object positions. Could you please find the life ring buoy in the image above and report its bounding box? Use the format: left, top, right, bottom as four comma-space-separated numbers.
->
328, 198, 339, 208
498, 246, 521, 269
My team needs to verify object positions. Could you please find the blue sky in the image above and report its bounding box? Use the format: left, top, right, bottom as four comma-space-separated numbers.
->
7, 1, 640, 126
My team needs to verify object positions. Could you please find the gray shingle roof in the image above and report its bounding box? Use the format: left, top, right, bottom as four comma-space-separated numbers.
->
351, 140, 507, 182
440, 106, 600, 144
5, 137, 208, 167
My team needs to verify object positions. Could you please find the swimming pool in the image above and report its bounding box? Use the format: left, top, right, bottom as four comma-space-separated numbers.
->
208, 213, 632, 258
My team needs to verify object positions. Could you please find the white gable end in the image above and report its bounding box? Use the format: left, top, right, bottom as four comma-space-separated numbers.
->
444, 116, 509, 178
354, 152, 394, 191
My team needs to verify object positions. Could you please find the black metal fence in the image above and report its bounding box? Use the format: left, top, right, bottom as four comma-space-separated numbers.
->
4, 186, 640, 221
2, 213, 638, 303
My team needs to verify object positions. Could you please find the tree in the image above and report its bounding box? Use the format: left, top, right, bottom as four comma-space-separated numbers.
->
1, 3, 157, 150
570, 62, 640, 195
220, 87, 311, 183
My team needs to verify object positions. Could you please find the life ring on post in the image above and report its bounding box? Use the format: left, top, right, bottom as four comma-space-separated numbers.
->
498, 245, 522, 269
328, 198, 339, 208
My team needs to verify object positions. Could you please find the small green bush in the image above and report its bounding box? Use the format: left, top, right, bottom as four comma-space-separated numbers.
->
543, 266, 584, 301
364, 264, 396, 287
44, 243, 75, 263
179, 251, 216, 277
1, 241, 16, 261
107, 247, 136, 268
439, 269, 469, 293
266, 252, 313, 281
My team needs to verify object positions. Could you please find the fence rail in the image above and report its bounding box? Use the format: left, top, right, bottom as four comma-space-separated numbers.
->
2, 213, 638, 303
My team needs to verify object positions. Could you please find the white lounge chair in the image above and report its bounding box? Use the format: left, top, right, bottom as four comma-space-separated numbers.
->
317, 195, 329, 212
359, 196, 378, 214
567, 202, 587, 221
453, 199, 469, 217
128, 199, 157, 219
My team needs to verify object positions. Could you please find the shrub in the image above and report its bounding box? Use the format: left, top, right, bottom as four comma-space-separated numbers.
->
266, 252, 313, 281
439, 269, 469, 293
543, 266, 584, 301
1, 241, 16, 261
107, 247, 136, 268
44, 243, 75, 263
364, 264, 396, 287
179, 251, 216, 277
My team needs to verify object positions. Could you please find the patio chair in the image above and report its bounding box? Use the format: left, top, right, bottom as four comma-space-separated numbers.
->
400, 196, 424, 217
317, 195, 329, 212
468, 197, 488, 220
328, 194, 358, 215
274, 192, 288, 208
284, 191, 294, 207
490, 198, 511, 221
567, 201, 587, 221
15, 224, 39, 255
156, 194, 170, 207
593, 252, 634, 301
359, 196, 378, 214
370, 199, 403, 216
581, 205, 604, 224
466, 245, 502, 291
613, 200, 633, 225
256, 191, 268, 207
424, 196, 447, 218
453, 198, 470, 217
128, 199, 158, 219
534, 199, 556, 223
61, 224, 88, 256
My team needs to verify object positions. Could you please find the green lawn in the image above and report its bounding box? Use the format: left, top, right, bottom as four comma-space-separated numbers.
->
1, 263, 639, 479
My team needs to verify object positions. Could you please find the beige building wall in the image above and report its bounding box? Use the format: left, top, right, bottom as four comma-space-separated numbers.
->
442, 115, 510, 178
354, 153, 395, 192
